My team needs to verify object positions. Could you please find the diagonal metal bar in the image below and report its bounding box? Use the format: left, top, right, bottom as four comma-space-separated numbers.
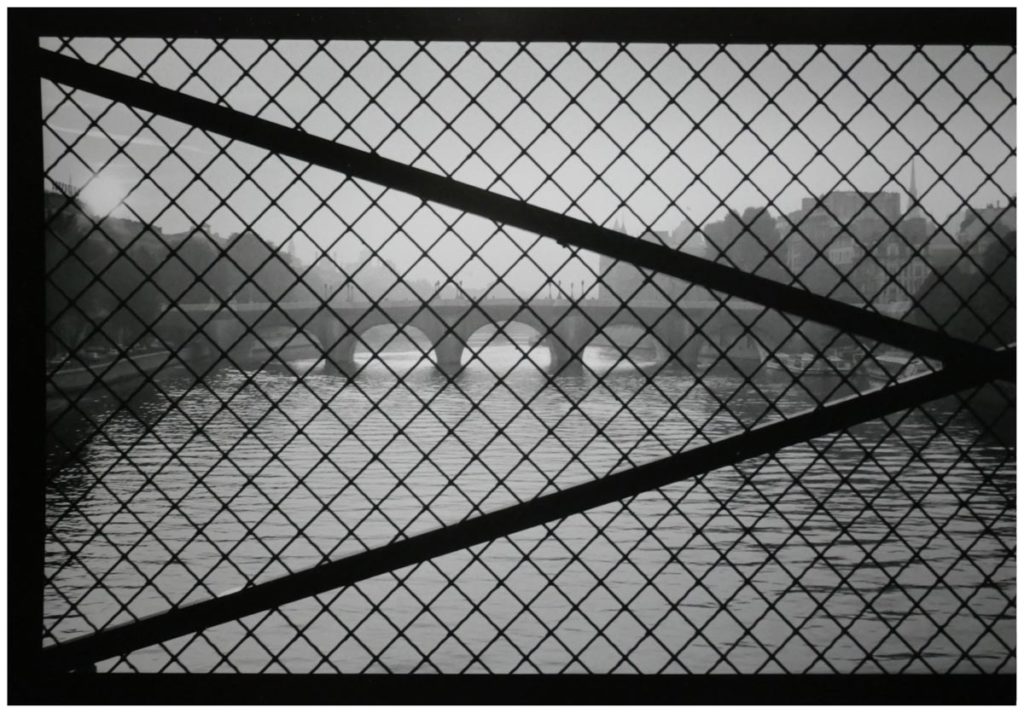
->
39, 346, 1014, 671
38, 48, 1012, 381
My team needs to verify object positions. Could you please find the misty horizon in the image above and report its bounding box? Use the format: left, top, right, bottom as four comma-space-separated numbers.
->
42, 38, 1015, 291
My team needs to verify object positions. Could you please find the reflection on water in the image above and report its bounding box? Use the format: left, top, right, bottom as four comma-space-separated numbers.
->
44, 334, 1015, 673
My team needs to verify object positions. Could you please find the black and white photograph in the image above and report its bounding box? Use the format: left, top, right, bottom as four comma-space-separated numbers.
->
8, 6, 1016, 704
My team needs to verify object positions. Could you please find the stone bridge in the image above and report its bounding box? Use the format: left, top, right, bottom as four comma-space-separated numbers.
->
163, 297, 780, 376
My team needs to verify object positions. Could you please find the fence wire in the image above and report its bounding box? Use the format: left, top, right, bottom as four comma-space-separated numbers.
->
41, 37, 1014, 673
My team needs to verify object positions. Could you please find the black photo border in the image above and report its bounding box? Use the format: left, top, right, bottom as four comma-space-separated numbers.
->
8, 6, 1016, 705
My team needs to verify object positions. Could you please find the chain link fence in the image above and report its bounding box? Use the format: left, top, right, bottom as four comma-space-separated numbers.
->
38, 27, 1014, 675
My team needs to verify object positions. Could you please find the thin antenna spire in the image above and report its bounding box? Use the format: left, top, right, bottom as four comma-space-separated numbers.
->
618, 205, 629, 235
907, 157, 922, 219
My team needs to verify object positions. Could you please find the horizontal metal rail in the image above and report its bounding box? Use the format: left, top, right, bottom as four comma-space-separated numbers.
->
16, 7, 1017, 44
39, 347, 1014, 671
38, 49, 1014, 382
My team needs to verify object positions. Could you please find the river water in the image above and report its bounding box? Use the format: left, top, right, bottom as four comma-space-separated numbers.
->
44, 327, 1015, 673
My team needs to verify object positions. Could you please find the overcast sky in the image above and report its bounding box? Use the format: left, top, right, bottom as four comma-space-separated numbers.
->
41, 38, 1015, 291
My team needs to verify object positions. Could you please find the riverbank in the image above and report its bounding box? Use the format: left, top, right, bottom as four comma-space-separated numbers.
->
46, 350, 175, 407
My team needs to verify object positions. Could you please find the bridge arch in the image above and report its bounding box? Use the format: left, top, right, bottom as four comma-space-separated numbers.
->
541, 309, 703, 374
456, 307, 681, 376
307, 310, 427, 377
459, 318, 556, 374
349, 322, 435, 375
307, 308, 477, 378
179, 299, 771, 379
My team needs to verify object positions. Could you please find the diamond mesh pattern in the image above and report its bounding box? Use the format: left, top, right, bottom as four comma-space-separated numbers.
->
42, 36, 1014, 673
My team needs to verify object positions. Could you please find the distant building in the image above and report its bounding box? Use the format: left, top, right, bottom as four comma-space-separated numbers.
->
874, 215, 933, 309
702, 206, 784, 280
595, 161, 1013, 312
778, 189, 903, 300
775, 160, 957, 310
957, 201, 1016, 274
869, 167, 1013, 311
598, 211, 704, 302
671, 217, 705, 257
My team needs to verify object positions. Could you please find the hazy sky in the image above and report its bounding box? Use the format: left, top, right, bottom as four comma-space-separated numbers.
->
41, 38, 1015, 291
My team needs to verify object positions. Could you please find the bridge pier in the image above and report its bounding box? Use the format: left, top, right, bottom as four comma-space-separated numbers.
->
708, 330, 764, 376
651, 316, 704, 372
177, 316, 257, 370
548, 342, 586, 375
307, 311, 359, 377
546, 321, 590, 376
322, 356, 359, 377
432, 333, 466, 374
323, 334, 359, 377
209, 311, 258, 365
180, 335, 219, 372
652, 334, 707, 372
